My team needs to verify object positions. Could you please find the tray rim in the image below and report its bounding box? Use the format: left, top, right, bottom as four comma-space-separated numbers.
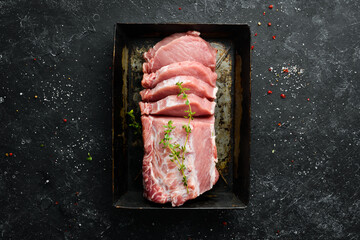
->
112, 22, 251, 209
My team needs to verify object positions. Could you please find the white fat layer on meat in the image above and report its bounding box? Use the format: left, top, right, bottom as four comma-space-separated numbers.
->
160, 65, 169, 72
210, 103, 215, 115
210, 123, 217, 187
151, 124, 172, 201
187, 128, 200, 195
174, 76, 182, 82
166, 97, 177, 108
213, 87, 218, 98
161, 78, 178, 86
158, 121, 196, 204
186, 122, 194, 151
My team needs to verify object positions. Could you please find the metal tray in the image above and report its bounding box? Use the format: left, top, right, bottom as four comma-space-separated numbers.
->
112, 23, 251, 209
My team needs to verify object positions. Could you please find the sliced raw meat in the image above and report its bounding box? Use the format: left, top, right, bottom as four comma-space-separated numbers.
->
142, 115, 219, 206
142, 61, 217, 88
143, 31, 200, 62
140, 76, 218, 102
143, 35, 217, 73
139, 94, 215, 117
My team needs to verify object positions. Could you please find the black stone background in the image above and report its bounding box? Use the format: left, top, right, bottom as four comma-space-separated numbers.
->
0, 0, 359, 239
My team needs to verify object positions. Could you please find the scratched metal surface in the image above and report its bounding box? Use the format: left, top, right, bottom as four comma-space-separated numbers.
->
112, 24, 251, 209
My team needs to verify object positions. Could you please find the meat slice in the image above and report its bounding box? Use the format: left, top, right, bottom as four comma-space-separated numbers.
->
143, 31, 200, 62
142, 115, 219, 206
140, 76, 218, 102
142, 61, 217, 89
139, 94, 215, 117
143, 35, 217, 73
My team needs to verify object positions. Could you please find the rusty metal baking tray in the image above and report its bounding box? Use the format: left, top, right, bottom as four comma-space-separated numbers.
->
112, 23, 251, 209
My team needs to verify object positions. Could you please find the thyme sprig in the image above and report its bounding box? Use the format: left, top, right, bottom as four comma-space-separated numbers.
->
126, 109, 141, 135
86, 153, 92, 161
159, 82, 196, 194
176, 82, 196, 161
159, 120, 188, 193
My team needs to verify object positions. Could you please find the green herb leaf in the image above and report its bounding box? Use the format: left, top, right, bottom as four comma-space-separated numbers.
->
86, 153, 92, 161
126, 109, 141, 135
158, 82, 196, 193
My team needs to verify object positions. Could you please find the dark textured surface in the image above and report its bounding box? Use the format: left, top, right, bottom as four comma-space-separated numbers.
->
0, 0, 359, 239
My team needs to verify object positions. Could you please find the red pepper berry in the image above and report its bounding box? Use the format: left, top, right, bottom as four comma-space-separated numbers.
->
251, 45, 254, 50
222, 221, 228, 226
269, 5, 273, 9
291, 160, 294, 163
63, 118, 67, 123
178, 7, 181, 10
263, 12, 266, 16
267, 90, 273, 94
33, 58, 36, 61
278, 123, 281, 126
9, 153, 13, 156
280, 94, 286, 99
55, 201, 59, 205
268, 22, 271, 26
254, 33, 257, 36
268, 67, 273, 71
307, 98, 310, 101
109, 66, 111, 69
283, 68, 289, 73
272, 35, 276, 40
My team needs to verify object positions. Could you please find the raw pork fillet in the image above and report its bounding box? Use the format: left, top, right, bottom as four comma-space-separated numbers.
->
142, 61, 217, 89
140, 76, 218, 102
142, 115, 219, 206
140, 31, 219, 207
139, 94, 215, 117
143, 31, 200, 62
143, 35, 217, 73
